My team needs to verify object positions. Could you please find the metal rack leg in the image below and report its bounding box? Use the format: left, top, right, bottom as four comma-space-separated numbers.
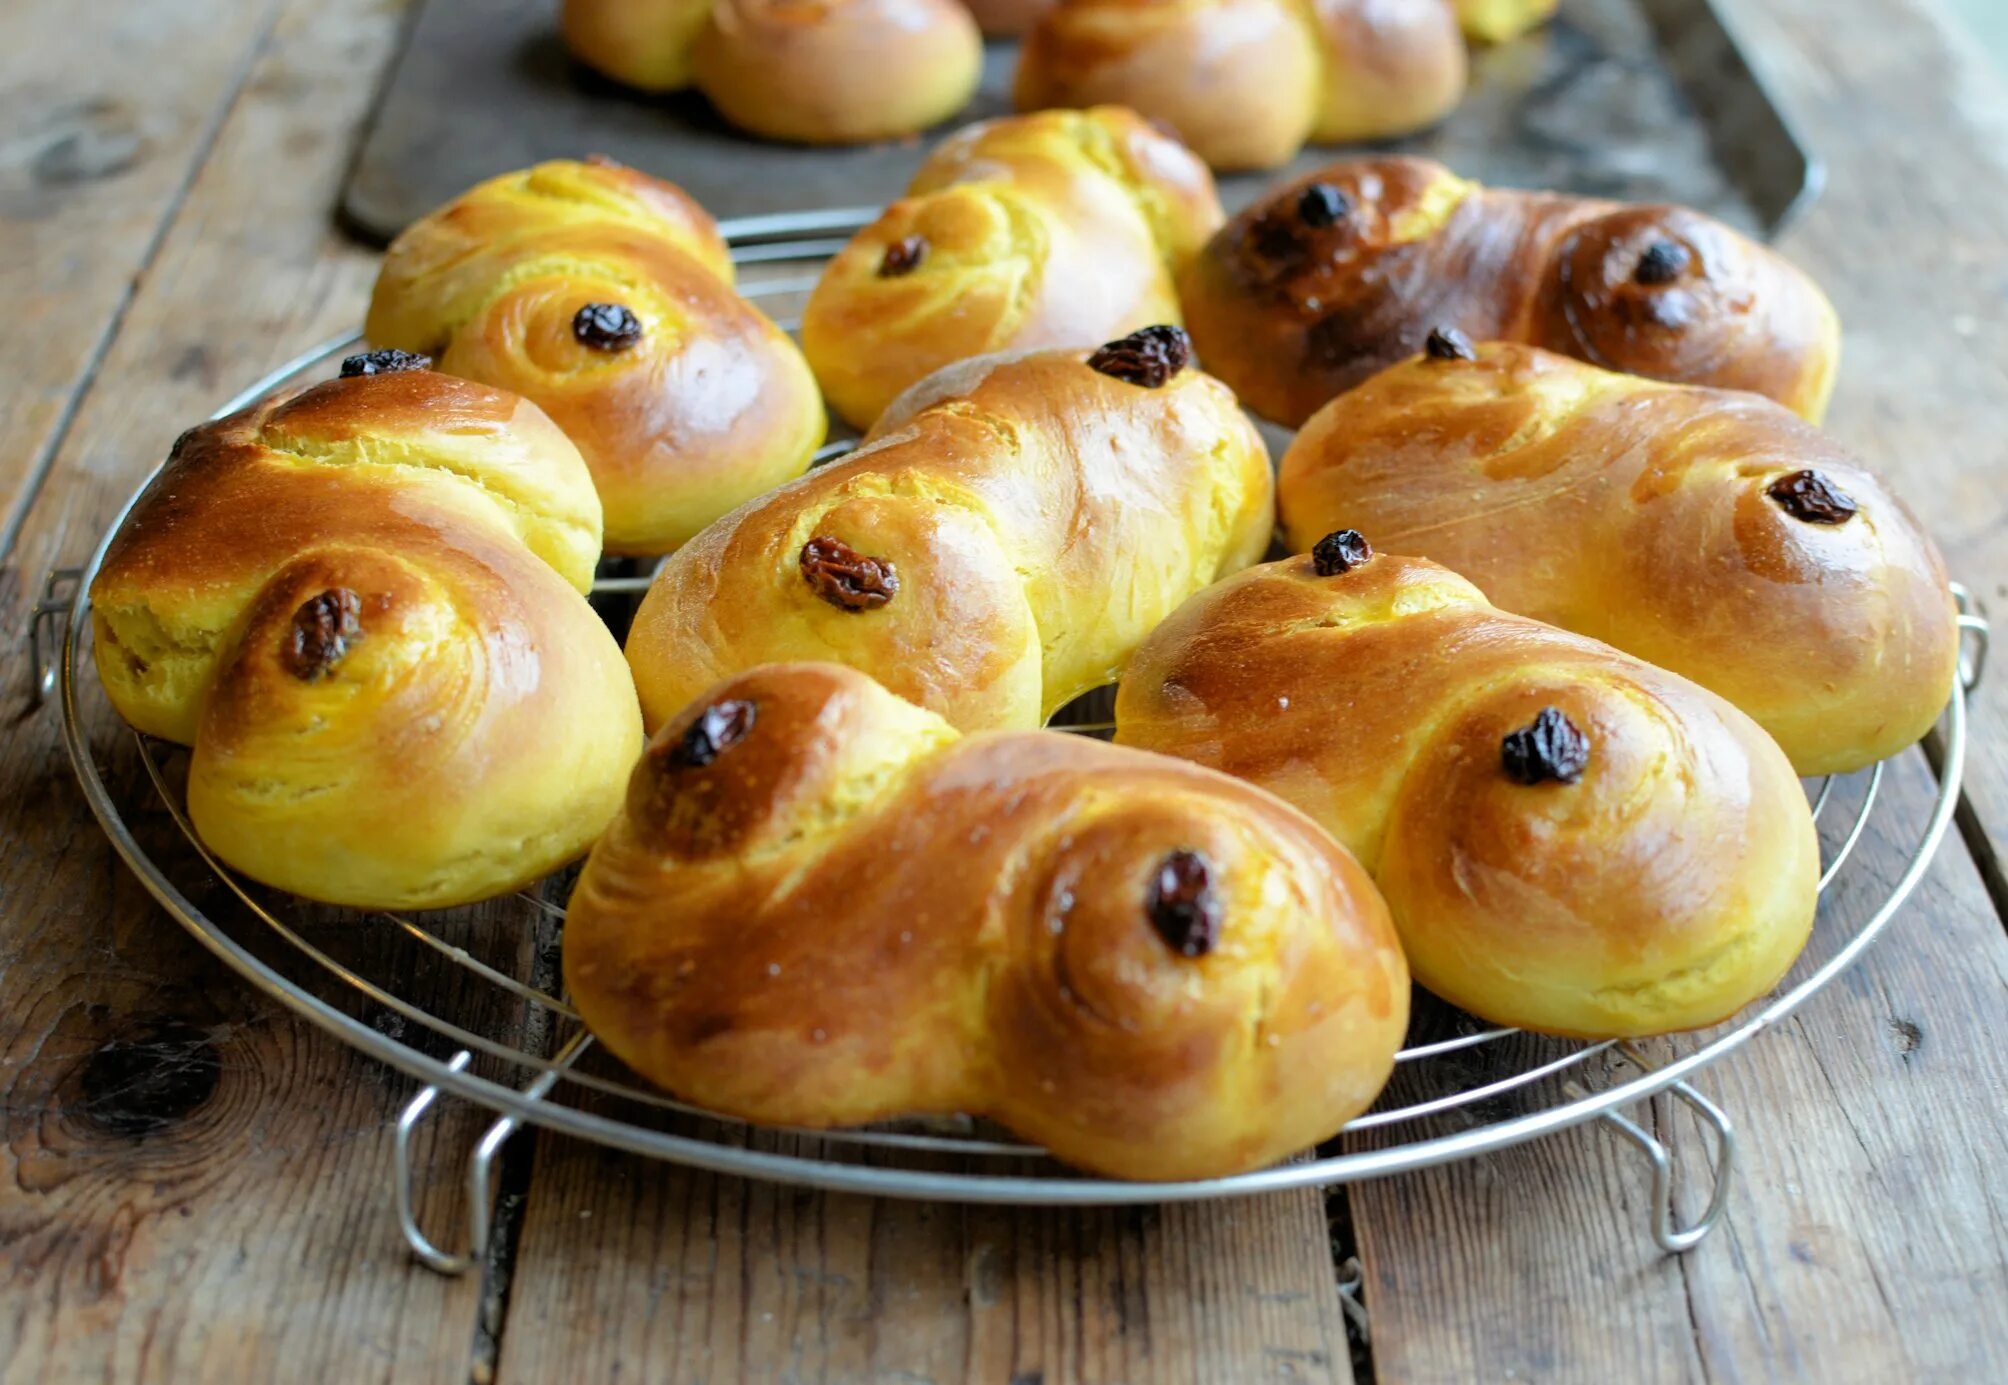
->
29, 566, 82, 703
1564, 1045, 1737, 1255
1951, 582, 1989, 692
392, 1033, 594, 1276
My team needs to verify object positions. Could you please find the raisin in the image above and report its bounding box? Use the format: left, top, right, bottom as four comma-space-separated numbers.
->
1296, 182, 1352, 228
1086, 325, 1192, 388
878, 235, 927, 277
1767, 469, 1858, 524
281, 588, 363, 681
571, 302, 644, 351
1424, 326, 1477, 362
1145, 849, 1220, 958
667, 698, 756, 770
1311, 529, 1374, 576
800, 536, 899, 611
1501, 707, 1590, 785
1633, 239, 1691, 285
339, 349, 431, 378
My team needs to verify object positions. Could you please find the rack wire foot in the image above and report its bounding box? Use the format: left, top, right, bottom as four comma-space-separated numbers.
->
1570, 1043, 1736, 1255
394, 1034, 592, 1276
1951, 582, 1988, 692
29, 567, 82, 703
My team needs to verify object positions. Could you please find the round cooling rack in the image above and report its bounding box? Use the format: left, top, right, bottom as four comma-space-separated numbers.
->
30, 210, 1994, 1274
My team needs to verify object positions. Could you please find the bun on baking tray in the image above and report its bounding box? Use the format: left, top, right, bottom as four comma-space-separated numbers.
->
1114, 545, 1820, 1039
1180, 156, 1841, 427
1277, 342, 1959, 775
89, 360, 642, 910
801, 106, 1224, 429
624, 326, 1273, 734
366, 156, 826, 555
562, 0, 981, 143
1015, 0, 1467, 171
563, 661, 1410, 1180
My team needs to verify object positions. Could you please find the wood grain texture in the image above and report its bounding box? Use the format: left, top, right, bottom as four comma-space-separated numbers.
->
0, 0, 282, 560
0, 0, 506, 1380
495, 1133, 1355, 1384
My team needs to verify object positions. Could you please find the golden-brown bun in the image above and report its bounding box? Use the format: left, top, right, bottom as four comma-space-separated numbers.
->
626, 333, 1273, 733
90, 368, 643, 910
565, 662, 1409, 1180
562, 0, 716, 90
1277, 343, 1958, 774
562, 0, 980, 140
693, 0, 983, 144
963, 0, 1054, 35
1454, 0, 1556, 43
1114, 550, 1819, 1039
1014, 0, 1463, 172
366, 158, 826, 555
909, 104, 1225, 270
1309, 0, 1467, 143
1179, 157, 1841, 426
801, 108, 1222, 429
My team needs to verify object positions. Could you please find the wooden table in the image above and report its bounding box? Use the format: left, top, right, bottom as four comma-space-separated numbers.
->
2, 1, 2004, 1380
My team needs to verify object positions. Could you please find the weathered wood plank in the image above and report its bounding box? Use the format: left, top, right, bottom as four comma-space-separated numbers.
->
495, 1132, 1355, 1384
0, 1, 514, 1380
0, 0, 284, 559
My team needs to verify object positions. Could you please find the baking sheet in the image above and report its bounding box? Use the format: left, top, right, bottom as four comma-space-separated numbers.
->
341, 0, 1818, 243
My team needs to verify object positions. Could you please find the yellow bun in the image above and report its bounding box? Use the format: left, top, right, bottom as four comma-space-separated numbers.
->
694, 0, 982, 144
1115, 550, 1819, 1039
802, 107, 1222, 429
561, 0, 715, 90
562, 0, 981, 141
565, 661, 1410, 1181
367, 157, 825, 555
1014, 0, 1465, 172
625, 333, 1273, 733
1180, 156, 1841, 427
1277, 342, 1959, 774
90, 367, 642, 910
1455, 0, 1557, 43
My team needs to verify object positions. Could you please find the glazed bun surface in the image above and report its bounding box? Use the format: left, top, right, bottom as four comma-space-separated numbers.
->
367, 158, 826, 555
1180, 157, 1840, 426
1014, 0, 1465, 171
91, 367, 642, 909
565, 662, 1410, 1181
1115, 549, 1819, 1039
802, 108, 1222, 429
693, 0, 983, 144
626, 332, 1273, 734
1277, 343, 1958, 774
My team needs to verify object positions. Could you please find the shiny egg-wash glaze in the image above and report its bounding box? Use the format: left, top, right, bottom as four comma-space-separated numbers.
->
367, 157, 826, 555
1115, 550, 1819, 1039
1180, 156, 1841, 427
563, 0, 981, 143
625, 335, 1274, 734
1277, 343, 1959, 775
565, 662, 1410, 1181
802, 108, 1223, 429
1016, 0, 1467, 171
88, 367, 642, 910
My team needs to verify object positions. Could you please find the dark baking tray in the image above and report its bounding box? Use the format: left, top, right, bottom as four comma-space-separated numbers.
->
341, 0, 1819, 244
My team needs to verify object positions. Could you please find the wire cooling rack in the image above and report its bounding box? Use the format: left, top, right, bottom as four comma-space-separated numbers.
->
30, 211, 1992, 1274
